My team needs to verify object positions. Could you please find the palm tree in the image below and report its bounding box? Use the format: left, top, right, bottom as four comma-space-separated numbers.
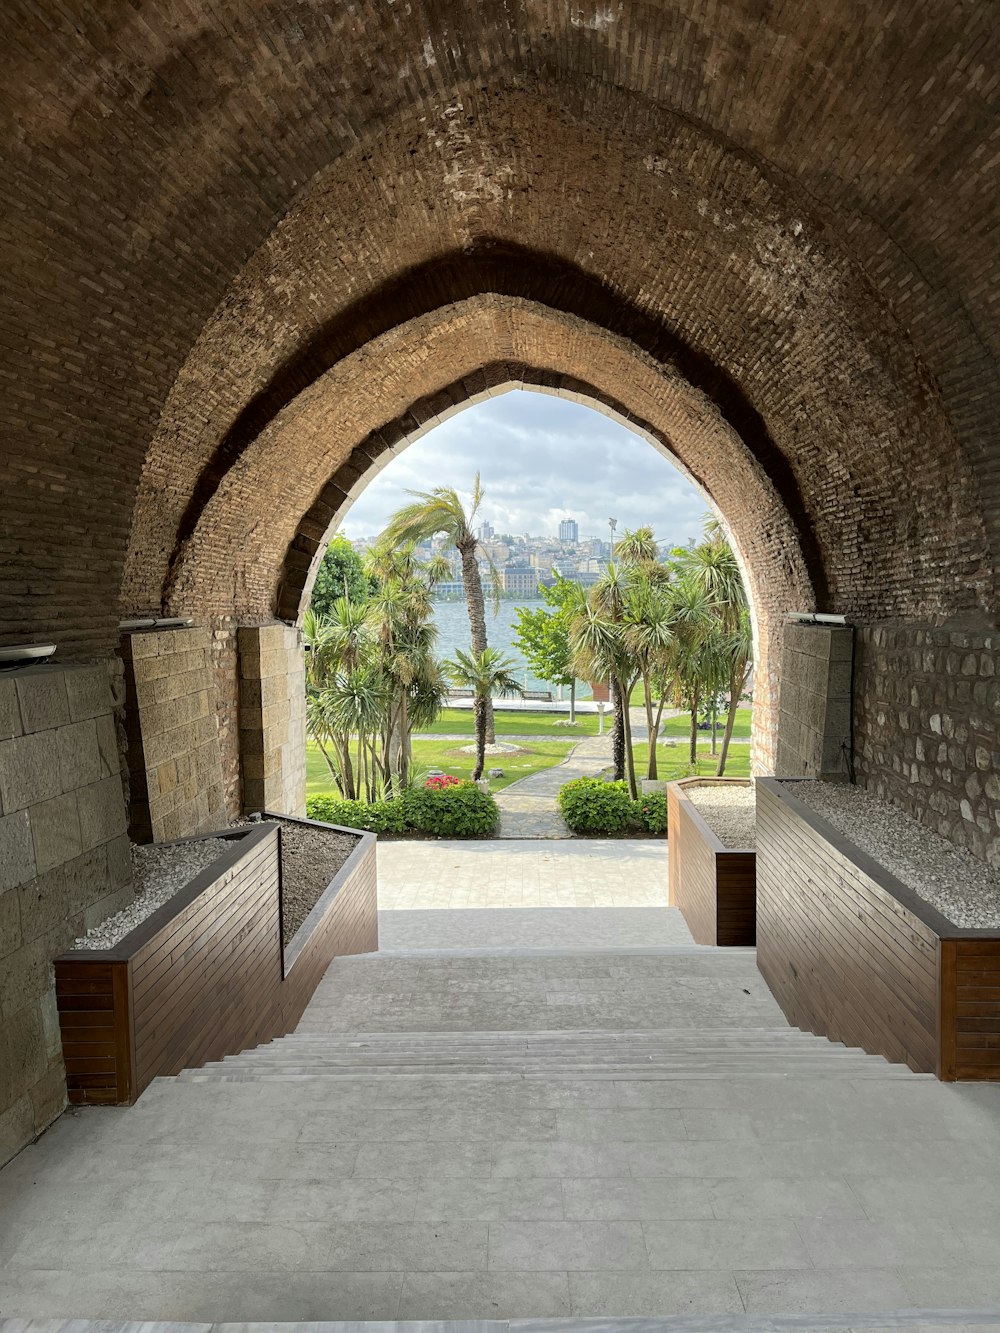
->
621, 574, 674, 779
664, 573, 718, 766
381, 474, 501, 740
445, 647, 522, 781
684, 522, 754, 775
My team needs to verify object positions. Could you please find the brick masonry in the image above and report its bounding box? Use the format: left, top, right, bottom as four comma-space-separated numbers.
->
121, 628, 227, 843
0, 664, 131, 1166
238, 625, 307, 818
855, 625, 1000, 869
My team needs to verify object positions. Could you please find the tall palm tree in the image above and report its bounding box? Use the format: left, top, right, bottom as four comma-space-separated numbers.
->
445, 647, 522, 780
381, 474, 500, 740
664, 573, 718, 766
684, 523, 754, 775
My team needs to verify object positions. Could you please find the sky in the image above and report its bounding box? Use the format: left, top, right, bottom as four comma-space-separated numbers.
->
339, 389, 711, 546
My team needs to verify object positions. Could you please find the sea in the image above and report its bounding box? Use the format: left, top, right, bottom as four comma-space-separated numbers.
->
429, 597, 581, 698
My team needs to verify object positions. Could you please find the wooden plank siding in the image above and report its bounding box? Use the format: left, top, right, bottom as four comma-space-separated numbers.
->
54, 819, 377, 1104
755, 778, 1000, 1080
668, 779, 756, 947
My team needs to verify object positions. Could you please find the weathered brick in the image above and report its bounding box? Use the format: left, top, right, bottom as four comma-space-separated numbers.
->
0, 732, 63, 813
76, 775, 127, 852
64, 665, 113, 722
57, 718, 102, 792
14, 669, 69, 735
0, 810, 35, 893
29, 791, 83, 874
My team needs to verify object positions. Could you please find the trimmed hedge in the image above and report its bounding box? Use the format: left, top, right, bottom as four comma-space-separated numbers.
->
557, 777, 668, 836
306, 781, 499, 838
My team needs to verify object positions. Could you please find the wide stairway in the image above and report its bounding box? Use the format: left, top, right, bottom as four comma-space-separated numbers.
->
6, 929, 1000, 1324
183, 947, 921, 1085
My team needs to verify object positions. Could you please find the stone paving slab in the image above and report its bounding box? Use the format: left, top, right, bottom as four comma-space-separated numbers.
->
378, 906, 692, 950
376, 839, 669, 911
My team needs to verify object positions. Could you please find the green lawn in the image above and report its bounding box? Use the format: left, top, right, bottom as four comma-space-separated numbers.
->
418, 708, 602, 738
626, 741, 751, 781
657, 707, 751, 741
306, 737, 576, 796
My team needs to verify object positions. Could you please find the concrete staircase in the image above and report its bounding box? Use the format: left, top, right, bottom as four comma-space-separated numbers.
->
181, 946, 925, 1085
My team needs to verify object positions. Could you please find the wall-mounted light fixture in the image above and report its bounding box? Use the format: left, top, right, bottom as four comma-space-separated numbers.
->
785, 611, 848, 626
119, 617, 195, 631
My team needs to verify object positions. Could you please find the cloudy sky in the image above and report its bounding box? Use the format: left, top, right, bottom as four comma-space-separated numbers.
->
340, 390, 711, 545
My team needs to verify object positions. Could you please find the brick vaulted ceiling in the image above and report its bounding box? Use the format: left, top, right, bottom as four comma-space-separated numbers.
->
1, 1, 998, 655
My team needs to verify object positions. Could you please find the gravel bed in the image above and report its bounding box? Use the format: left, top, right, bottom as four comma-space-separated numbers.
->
73, 837, 230, 949
685, 781, 756, 848
271, 817, 359, 942
788, 780, 1000, 929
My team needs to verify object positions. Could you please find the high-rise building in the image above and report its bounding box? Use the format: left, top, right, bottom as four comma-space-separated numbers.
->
476, 520, 494, 541
558, 518, 579, 544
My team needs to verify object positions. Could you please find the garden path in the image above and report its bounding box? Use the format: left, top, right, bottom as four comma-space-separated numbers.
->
493, 733, 612, 838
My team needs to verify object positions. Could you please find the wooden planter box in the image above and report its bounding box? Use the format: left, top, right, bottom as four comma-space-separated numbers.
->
667, 778, 756, 946
756, 778, 1000, 1080
54, 816, 376, 1105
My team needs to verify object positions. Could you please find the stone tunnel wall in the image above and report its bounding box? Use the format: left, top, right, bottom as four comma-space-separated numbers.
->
854, 624, 1000, 868
0, 664, 132, 1166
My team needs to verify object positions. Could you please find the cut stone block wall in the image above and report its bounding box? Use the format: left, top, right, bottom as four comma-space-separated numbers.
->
121, 627, 226, 843
855, 624, 1000, 868
775, 623, 854, 782
238, 624, 307, 817
0, 663, 131, 1166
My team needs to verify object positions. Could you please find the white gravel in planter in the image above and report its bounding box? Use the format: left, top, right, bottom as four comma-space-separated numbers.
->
684, 782, 755, 849
73, 836, 231, 949
788, 780, 1000, 929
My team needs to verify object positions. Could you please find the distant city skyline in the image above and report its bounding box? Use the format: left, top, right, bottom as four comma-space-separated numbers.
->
338, 391, 711, 547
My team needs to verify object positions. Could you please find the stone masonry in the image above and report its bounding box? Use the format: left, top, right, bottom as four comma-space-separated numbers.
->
775, 623, 854, 782
0, 664, 131, 1166
238, 624, 307, 817
855, 625, 1000, 869
121, 628, 226, 843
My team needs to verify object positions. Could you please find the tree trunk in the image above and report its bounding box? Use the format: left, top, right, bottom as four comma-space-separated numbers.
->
689, 687, 700, 766
473, 696, 487, 781
336, 737, 355, 800
621, 679, 638, 799
398, 692, 410, 789
710, 701, 718, 756
643, 675, 657, 780
610, 679, 625, 780
569, 677, 576, 723
716, 664, 747, 776
459, 541, 495, 742
314, 735, 338, 780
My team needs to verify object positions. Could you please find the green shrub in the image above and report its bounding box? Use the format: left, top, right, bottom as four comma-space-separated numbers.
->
557, 777, 669, 835
402, 781, 499, 838
306, 781, 498, 838
635, 791, 668, 833
305, 794, 407, 834
558, 777, 636, 834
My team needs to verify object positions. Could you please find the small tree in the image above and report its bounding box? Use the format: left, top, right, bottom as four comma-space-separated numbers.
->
512, 577, 586, 720
310, 535, 372, 618
445, 648, 522, 781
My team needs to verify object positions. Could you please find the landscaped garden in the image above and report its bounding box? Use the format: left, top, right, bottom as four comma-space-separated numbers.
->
302, 493, 754, 838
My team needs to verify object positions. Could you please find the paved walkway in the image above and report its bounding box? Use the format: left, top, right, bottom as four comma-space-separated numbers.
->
376, 837, 669, 910
493, 734, 612, 837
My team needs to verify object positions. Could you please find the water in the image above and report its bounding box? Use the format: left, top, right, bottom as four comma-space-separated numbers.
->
430, 597, 564, 696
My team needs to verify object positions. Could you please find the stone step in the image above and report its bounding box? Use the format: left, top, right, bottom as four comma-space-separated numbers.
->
179, 1065, 927, 1082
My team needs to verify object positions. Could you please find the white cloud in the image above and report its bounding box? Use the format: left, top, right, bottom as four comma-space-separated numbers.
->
339, 390, 710, 545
